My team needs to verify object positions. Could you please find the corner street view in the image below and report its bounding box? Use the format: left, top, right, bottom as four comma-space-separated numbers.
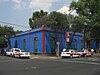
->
0, 0, 100, 75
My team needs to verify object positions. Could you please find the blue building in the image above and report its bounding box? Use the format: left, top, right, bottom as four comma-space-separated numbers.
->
66, 32, 84, 51
9, 26, 84, 54
86, 39, 100, 52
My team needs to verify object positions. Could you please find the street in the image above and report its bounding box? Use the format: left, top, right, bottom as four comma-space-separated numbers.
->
0, 56, 100, 75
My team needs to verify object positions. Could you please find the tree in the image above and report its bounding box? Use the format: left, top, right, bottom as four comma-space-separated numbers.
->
45, 11, 69, 30
0, 25, 15, 37
29, 10, 48, 29
70, 16, 86, 32
15, 30, 22, 34
0, 37, 8, 55
0, 25, 16, 51
70, 0, 100, 40
66, 15, 87, 49
0, 37, 8, 49
29, 10, 69, 30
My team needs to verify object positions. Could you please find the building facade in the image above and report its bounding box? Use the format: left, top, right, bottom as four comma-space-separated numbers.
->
9, 27, 85, 54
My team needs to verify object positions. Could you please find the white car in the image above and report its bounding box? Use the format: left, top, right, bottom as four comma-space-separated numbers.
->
14, 50, 30, 58
78, 49, 93, 57
6, 48, 20, 56
6, 48, 30, 58
61, 49, 81, 58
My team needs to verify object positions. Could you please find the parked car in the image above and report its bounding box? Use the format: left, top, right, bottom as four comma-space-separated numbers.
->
61, 49, 81, 58
78, 49, 93, 57
6, 48, 30, 58
1, 49, 7, 56
6, 48, 20, 56
14, 50, 30, 58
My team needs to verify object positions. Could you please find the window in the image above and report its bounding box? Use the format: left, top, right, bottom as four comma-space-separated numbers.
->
14, 40, 18, 48
81, 40, 84, 49
74, 39, 77, 50
34, 37, 38, 53
23, 39, 26, 50
50, 36, 56, 53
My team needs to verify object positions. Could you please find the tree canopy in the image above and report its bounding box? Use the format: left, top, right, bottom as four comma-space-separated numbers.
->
0, 25, 15, 37
0, 25, 22, 49
70, 0, 100, 39
29, 10, 69, 30
45, 11, 69, 30
29, 10, 48, 29
0, 37, 8, 49
70, 15, 86, 33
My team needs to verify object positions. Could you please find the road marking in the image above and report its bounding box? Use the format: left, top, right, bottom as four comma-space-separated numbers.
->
31, 67, 37, 70
25, 66, 37, 70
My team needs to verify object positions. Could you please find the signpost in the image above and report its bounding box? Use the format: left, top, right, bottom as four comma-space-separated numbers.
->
56, 42, 60, 57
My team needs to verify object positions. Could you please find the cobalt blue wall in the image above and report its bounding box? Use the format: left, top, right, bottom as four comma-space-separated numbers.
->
9, 28, 43, 53
9, 37, 16, 48
45, 28, 63, 53
45, 30, 66, 53
9, 27, 84, 53
91, 40, 100, 49
71, 34, 84, 51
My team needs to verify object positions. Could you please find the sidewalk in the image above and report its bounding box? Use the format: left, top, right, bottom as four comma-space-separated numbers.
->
93, 53, 100, 58
29, 54, 61, 60
29, 53, 100, 60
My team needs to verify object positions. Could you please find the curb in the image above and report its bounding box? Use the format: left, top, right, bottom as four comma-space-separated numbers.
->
92, 53, 100, 58
29, 56, 61, 60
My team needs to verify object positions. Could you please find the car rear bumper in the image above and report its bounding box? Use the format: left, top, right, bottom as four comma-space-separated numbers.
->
61, 54, 71, 57
20, 55, 30, 57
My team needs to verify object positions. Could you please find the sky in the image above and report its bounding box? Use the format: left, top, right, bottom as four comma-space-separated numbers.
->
0, 0, 77, 31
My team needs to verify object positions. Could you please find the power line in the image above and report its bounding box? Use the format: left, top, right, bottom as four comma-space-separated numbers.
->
0, 20, 30, 28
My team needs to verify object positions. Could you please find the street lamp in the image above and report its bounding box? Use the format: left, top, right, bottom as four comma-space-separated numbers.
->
83, 27, 86, 49
83, 24, 87, 49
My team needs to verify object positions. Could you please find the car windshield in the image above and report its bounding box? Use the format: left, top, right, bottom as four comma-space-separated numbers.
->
15, 50, 20, 51
63, 49, 71, 52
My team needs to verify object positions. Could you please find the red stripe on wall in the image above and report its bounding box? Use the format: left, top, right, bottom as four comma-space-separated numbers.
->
42, 26, 45, 53
60, 34, 62, 51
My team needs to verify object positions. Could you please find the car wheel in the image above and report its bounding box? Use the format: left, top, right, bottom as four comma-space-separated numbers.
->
13, 54, 15, 58
84, 54, 87, 57
19, 55, 21, 59
10, 54, 12, 57
78, 55, 81, 58
70, 55, 73, 58
62, 56, 66, 58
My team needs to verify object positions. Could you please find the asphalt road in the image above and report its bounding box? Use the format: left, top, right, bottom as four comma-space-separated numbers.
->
0, 56, 100, 75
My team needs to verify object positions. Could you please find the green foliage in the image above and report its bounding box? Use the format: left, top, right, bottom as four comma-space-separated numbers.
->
70, 16, 86, 32
85, 32, 91, 40
29, 10, 69, 30
0, 25, 15, 37
70, 0, 100, 39
29, 10, 48, 29
0, 25, 16, 49
91, 26, 100, 39
45, 11, 69, 30
0, 37, 8, 49
15, 30, 23, 34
